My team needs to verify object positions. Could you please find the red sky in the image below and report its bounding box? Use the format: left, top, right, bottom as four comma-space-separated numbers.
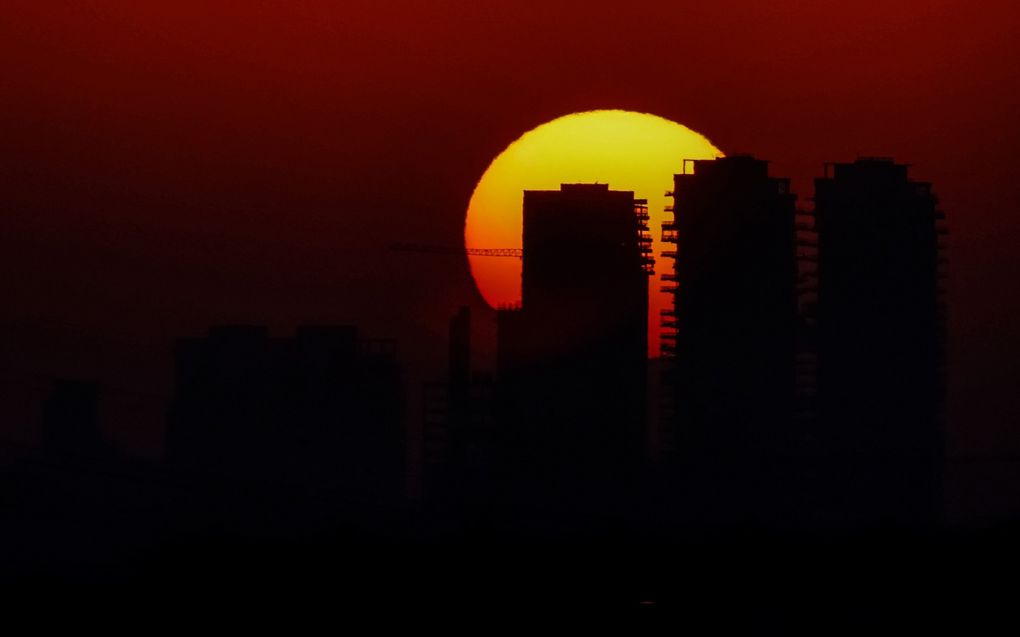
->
1, 1, 1018, 458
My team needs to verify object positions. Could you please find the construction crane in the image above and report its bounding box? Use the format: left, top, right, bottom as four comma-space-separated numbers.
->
390, 242, 522, 258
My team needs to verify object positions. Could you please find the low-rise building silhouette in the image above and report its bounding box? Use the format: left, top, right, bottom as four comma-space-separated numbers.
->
166, 325, 403, 499
43, 378, 117, 461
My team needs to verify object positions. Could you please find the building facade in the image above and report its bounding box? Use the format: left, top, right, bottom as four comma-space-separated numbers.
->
166, 325, 403, 499
662, 156, 800, 525
814, 158, 946, 527
496, 184, 652, 519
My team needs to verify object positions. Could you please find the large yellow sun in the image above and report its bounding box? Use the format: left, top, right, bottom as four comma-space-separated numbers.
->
465, 109, 723, 357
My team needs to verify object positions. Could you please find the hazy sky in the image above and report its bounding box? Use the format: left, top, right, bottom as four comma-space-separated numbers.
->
1, 1, 1018, 456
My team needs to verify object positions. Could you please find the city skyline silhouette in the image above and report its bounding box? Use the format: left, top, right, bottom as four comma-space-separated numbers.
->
0, 157, 965, 565
2, 1, 1019, 622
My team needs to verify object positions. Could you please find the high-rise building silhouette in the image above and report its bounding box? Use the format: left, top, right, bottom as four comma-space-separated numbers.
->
166, 325, 403, 498
422, 306, 496, 511
661, 156, 800, 525
814, 158, 946, 527
496, 183, 652, 518
448, 306, 472, 445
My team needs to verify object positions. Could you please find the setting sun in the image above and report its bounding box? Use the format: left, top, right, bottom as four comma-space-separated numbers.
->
465, 109, 723, 356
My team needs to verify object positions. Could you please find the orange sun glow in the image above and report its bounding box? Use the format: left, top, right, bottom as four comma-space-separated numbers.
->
465, 109, 723, 356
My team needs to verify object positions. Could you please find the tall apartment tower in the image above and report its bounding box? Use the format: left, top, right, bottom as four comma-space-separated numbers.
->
662, 156, 799, 524
496, 183, 652, 515
423, 306, 496, 510
814, 158, 946, 528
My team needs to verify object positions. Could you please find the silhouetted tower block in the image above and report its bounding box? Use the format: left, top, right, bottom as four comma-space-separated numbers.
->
424, 307, 499, 509
663, 156, 799, 521
446, 307, 497, 484
448, 306, 471, 436
43, 379, 114, 460
814, 158, 945, 527
496, 183, 650, 515
521, 184, 650, 355
166, 325, 404, 498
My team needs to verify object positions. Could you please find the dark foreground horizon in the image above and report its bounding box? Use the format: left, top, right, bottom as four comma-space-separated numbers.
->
5, 492, 1020, 625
